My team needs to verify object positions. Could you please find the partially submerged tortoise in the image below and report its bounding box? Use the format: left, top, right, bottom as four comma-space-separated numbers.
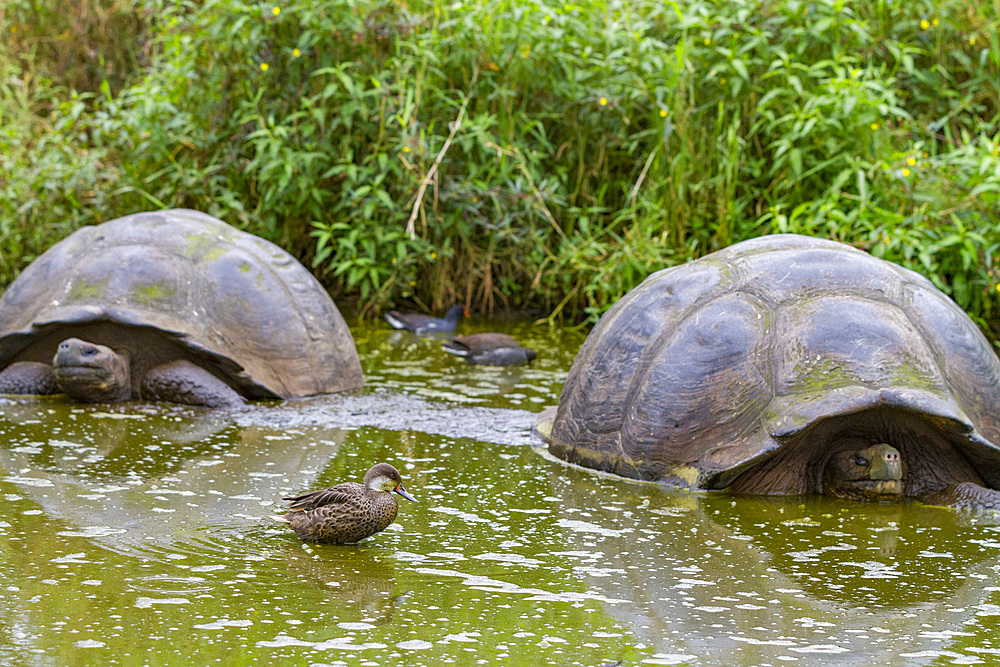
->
535, 234, 1000, 509
0, 209, 363, 407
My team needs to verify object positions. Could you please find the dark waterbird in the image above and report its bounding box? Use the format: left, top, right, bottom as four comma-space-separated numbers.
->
384, 304, 468, 334
442, 333, 537, 366
281, 463, 416, 544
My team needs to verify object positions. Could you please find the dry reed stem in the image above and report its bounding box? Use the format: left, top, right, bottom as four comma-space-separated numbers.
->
405, 67, 479, 240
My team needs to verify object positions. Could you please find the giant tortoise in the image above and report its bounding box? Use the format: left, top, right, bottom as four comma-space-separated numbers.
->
0, 209, 363, 407
535, 234, 1000, 509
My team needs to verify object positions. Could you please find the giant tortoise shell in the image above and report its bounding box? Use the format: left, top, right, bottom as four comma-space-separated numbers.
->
0, 209, 362, 405
536, 234, 1000, 508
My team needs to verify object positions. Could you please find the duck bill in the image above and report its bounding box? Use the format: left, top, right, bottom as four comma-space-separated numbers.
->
395, 484, 417, 502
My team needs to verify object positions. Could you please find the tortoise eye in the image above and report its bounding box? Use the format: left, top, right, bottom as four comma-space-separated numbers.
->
854, 456, 869, 466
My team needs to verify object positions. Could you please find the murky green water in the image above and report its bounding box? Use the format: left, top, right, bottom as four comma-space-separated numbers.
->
2, 319, 1000, 665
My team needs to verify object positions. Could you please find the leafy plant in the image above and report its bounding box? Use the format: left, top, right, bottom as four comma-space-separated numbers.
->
1, 0, 998, 339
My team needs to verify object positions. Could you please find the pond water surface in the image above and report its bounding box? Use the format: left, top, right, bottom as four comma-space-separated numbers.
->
2, 319, 1000, 666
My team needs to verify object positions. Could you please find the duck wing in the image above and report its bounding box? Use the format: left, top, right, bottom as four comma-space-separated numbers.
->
445, 333, 519, 353
441, 339, 472, 356
283, 482, 363, 511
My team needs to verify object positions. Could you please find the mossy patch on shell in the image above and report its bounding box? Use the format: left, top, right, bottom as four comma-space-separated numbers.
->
67, 279, 108, 301
182, 231, 228, 262
132, 284, 174, 306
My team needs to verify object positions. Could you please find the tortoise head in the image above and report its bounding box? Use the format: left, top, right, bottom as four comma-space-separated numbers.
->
52, 337, 132, 403
822, 443, 903, 501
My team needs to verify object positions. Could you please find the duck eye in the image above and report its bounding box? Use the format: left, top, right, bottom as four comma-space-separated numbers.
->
854, 456, 869, 466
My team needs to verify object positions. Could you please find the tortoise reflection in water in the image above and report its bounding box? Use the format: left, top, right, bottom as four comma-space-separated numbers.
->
535, 234, 1000, 509
281, 463, 416, 544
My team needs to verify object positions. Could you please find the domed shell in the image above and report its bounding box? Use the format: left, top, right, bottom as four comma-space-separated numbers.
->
0, 209, 362, 398
542, 234, 1000, 489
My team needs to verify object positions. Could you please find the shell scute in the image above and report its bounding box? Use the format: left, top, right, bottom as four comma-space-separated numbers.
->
550, 261, 726, 461
618, 292, 773, 473
772, 295, 948, 399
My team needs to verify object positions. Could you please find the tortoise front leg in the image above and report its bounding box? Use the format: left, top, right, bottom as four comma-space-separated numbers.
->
0, 362, 58, 395
921, 482, 1000, 511
141, 360, 246, 408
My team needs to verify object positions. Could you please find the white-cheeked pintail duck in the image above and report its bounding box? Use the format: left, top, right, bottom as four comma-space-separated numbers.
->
282, 463, 416, 544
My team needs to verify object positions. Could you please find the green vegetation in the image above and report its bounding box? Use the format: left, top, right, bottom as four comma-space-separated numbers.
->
1, 0, 998, 332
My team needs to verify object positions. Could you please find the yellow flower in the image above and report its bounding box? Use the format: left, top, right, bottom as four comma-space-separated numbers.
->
272, 6, 280, 16
410, 280, 416, 287
906, 156, 916, 166
902, 168, 911, 177
292, 48, 301, 57
599, 97, 608, 106
402, 146, 411, 153
391, 258, 397, 264
430, 252, 437, 259
932, 18, 939, 26
870, 122, 880, 131
659, 109, 667, 118
260, 62, 269, 72
920, 19, 930, 30
996, 284, 1000, 293
703, 37, 711, 46
970, 36, 977, 46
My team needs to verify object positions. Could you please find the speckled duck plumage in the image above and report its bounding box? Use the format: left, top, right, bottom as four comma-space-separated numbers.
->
282, 462, 416, 544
